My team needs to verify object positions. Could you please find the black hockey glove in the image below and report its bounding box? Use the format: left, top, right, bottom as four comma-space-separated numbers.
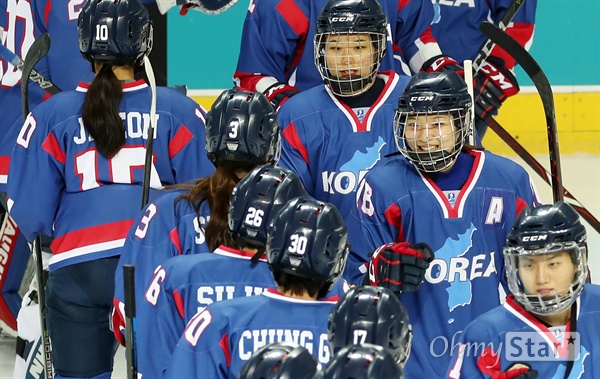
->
421, 54, 464, 77
264, 82, 300, 111
367, 242, 434, 296
474, 56, 519, 121
489, 363, 539, 379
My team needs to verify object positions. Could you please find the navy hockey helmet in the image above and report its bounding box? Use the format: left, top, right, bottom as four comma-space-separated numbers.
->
266, 197, 348, 291
318, 344, 404, 379
394, 71, 472, 173
78, 0, 153, 67
504, 202, 588, 316
238, 342, 318, 379
316, 0, 387, 35
228, 165, 307, 248
314, 0, 388, 96
206, 89, 280, 167
328, 286, 412, 367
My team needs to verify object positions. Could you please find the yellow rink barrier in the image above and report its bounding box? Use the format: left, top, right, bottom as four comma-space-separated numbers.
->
190, 91, 599, 156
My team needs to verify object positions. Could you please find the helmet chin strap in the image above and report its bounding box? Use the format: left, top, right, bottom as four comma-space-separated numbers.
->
328, 76, 374, 97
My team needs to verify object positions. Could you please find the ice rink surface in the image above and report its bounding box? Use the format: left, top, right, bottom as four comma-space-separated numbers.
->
0, 154, 598, 378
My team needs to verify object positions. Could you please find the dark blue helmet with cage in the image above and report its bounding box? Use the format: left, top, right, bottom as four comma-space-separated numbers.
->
314, 0, 388, 96
228, 165, 307, 251
318, 344, 403, 379
238, 342, 318, 379
394, 71, 472, 173
504, 201, 588, 316
266, 197, 348, 295
328, 286, 412, 367
206, 89, 280, 168
78, 0, 153, 67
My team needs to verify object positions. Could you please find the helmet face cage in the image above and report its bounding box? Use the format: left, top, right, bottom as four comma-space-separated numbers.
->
328, 286, 412, 367
266, 198, 348, 290
78, 0, 153, 66
228, 165, 308, 247
504, 242, 588, 316
393, 71, 472, 173
314, 0, 388, 97
394, 109, 468, 173
314, 31, 386, 97
206, 89, 280, 167
503, 201, 588, 316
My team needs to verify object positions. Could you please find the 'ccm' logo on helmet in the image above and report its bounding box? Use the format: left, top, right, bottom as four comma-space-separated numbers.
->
330, 16, 355, 22
410, 96, 434, 101
522, 235, 548, 242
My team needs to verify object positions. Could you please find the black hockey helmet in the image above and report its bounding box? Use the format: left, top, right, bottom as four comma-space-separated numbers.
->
394, 71, 472, 173
318, 344, 403, 379
504, 202, 588, 315
266, 197, 348, 292
328, 286, 412, 367
206, 89, 280, 167
316, 0, 387, 35
228, 165, 307, 248
238, 342, 318, 379
78, 0, 153, 67
314, 0, 388, 96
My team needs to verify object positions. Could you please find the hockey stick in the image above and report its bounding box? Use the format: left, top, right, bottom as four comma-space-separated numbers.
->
472, 0, 526, 72
123, 265, 137, 379
0, 35, 61, 95
140, 55, 157, 209
122, 55, 158, 379
21, 33, 54, 379
21, 34, 54, 118
480, 22, 564, 204
463, 60, 476, 145
487, 117, 600, 233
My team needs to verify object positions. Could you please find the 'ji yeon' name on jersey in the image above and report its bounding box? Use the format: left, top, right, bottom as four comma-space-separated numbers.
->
72, 112, 160, 144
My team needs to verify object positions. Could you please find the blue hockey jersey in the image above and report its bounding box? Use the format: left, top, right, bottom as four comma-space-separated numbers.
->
351, 149, 539, 378
137, 244, 350, 378
113, 187, 212, 346
447, 285, 600, 379
164, 288, 339, 379
234, 0, 440, 93
430, 0, 537, 70
7, 80, 214, 272
136, 246, 275, 378
30, 0, 94, 91
0, 0, 48, 192
278, 71, 409, 246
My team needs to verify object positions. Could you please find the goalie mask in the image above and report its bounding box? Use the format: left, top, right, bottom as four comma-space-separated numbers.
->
238, 343, 318, 379
394, 71, 472, 173
228, 165, 307, 248
78, 0, 153, 67
206, 89, 280, 167
266, 197, 348, 294
504, 202, 588, 316
328, 286, 412, 367
314, 0, 387, 97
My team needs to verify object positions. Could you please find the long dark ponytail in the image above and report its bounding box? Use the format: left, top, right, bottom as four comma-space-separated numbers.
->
81, 64, 125, 158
